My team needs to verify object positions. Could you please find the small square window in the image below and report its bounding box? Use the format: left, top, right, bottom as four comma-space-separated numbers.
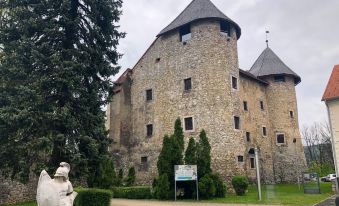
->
274, 75, 286, 82
290, 111, 294, 118
260, 101, 264, 110
141, 156, 148, 163
184, 117, 193, 131
237, 156, 244, 163
243, 101, 248, 111
184, 78, 192, 91
220, 21, 230, 36
277, 134, 285, 144
146, 89, 153, 101
232, 76, 238, 90
250, 158, 255, 169
262, 126, 267, 136
146, 124, 153, 137
246, 132, 251, 142
234, 116, 240, 130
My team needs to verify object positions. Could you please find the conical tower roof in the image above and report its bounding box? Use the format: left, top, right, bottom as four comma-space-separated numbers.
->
157, 0, 241, 39
249, 47, 301, 84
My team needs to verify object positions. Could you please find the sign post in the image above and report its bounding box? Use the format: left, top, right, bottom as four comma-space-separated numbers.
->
174, 165, 198, 201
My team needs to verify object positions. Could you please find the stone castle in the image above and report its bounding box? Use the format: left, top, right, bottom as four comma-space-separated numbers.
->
106, 0, 306, 184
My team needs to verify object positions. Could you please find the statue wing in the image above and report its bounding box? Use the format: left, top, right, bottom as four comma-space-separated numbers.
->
37, 170, 60, 206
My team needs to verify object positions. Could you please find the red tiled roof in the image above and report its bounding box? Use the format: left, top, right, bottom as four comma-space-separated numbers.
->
322, 65, 339, 101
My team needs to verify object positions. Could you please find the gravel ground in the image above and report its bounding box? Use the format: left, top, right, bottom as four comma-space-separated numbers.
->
111, 199, 279, 206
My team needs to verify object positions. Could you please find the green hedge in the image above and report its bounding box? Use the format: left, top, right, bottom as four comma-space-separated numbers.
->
74, 188, 112, 206
112, 186, 152, 199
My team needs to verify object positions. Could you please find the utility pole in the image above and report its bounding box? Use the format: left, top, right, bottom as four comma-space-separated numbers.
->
255, 147, 262, 201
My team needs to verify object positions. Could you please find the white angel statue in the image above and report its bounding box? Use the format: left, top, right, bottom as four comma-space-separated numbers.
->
37, 162, 78, 206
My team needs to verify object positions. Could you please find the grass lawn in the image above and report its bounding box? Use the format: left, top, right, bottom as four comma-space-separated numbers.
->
204, 182, 333, 206
2, 183, 333, 206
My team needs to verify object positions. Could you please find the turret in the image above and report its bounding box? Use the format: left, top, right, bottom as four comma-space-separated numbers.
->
249, 46, 306, 182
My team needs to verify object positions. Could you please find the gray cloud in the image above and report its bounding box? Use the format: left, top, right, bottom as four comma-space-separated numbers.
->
117, 0, 339, 127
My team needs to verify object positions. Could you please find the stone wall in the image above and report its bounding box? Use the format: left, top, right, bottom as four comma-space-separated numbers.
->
0, 175, 37, 205
107, 19, 306, 185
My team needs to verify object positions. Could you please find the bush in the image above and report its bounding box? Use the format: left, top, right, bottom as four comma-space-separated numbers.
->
210, 173, 226, 198
153, 173, 170, 200
112, 186, 152, 199
90, 158, 117, 189
199, 174, 216, 199
74, 188, 112, 206
232, 176, 249, 196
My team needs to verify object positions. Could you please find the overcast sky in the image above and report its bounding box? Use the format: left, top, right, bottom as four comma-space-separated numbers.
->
116, 0, 339, 128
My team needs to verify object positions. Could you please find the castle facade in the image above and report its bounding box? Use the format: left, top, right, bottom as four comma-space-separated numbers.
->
106, 0, 306, 184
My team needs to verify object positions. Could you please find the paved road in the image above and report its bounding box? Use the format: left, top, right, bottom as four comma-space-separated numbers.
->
315, 195, 337, 206
111, 199, 279, 206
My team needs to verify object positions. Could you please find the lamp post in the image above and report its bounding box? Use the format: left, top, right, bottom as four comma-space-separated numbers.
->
255, 147, 262, 201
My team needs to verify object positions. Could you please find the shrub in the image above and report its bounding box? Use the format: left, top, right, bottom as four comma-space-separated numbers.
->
74, 188, 112, 206
232, 176, 249, 196
125, 167, 136, 186
90, 158, 117, 189
210, 173, 226, 198
153, 173, 170, 200
112, 186, 152, 199
199, 174, 216, 199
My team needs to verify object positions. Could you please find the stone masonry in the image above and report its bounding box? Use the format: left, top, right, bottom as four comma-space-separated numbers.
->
107, 0, 306, 185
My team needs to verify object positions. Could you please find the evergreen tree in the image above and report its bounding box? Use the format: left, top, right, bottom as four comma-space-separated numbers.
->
117, 168, 124, 186
197, 130, 212, 179
185, 137, 197, 165
91, 158, 117, 189
173, 118, 184, 153
0, 0, 125, 182
125, 167, 136, 186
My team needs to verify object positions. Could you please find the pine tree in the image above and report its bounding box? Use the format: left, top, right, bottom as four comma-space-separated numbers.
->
197, 130, 212, 179
125, 167, 136, 186
185, 137, 197, 165
117, 169, 124, 186
173, 118, 184, 153
0, 0, 125, 182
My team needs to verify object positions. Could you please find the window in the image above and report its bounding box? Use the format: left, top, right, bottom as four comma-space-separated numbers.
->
140, 156, 148, 171
184, 78, 192, 91
237, 156, 244, 163
180, 24, 191, 42
262, 126, 267, 136
146, 89, 153, 101
243, 101, 248, 111
277, 133, 285, 144
146, 124, 153, 137
141, 156, 148, 163
232, 76, 238, 90
290, 111, 294, 118
234, 116, 240, 130
220, 21, 230, 36
260, 101, 264, 110
274, 75, 286, 82
250, 158, 255, 169
184, 117, 193, 131
246, 132, 251, 142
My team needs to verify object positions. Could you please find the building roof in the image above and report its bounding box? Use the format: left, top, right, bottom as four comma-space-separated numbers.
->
322, 65, 339, 101
157, 0, 241, 39
239, 69, 269, 85
249, 47, 301, 85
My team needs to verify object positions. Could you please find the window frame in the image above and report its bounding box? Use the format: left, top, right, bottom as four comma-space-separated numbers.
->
184, 77, 192, 91
246, 132, 251, 142
250, 157, 255, 169
146, 124, 153, 137
234, 116, 240, 130
260, 101, 264, 110
180, 24, 192, 42
290, 111, 294, 118
146, 89, 153, 101
276, 133, 286, 145
243, 101, 248, 111
262, 126, 267, 137
184, 116, 194, 132
274, 75, 286, 82
237, 155, 244, 163
231, 76, 238, 90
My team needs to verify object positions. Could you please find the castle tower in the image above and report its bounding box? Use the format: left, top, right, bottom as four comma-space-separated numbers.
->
125, 0, 246, 183
249, 47, 306, 182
